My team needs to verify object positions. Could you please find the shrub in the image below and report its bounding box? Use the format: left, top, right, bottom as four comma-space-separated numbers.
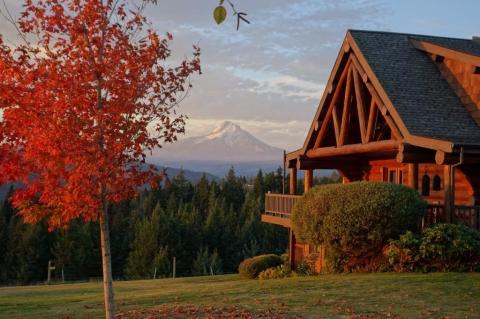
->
385, 224, 480, 272
292, 182, 426, 272
238, 254, 283, 279
258, 264, 291, 280
419, 224, 480, 272
384, 231, 421, 272
291, 184, 338, 245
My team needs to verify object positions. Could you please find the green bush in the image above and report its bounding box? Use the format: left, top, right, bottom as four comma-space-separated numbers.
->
292, 182, 426, 272
291, 184, 338, 245
384, 231, 421, 272
238, 254, 283, 279
385, 224, 480, 272
258, 264, 291, 280
420, 224, 480, 272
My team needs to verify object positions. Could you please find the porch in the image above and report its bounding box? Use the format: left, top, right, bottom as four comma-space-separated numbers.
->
263, 193, 480, 230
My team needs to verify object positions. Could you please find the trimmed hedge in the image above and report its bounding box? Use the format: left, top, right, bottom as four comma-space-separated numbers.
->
290, 184, 337, 245
291, 182, 427, 272
386, 224, 480, 272
238, 254, 283, 279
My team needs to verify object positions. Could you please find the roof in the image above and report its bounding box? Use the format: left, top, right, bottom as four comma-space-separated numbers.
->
348, 30, 480, 146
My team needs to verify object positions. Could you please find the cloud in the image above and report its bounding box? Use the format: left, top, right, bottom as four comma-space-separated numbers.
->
0, 0, 386, 150
228, 67, 324, 101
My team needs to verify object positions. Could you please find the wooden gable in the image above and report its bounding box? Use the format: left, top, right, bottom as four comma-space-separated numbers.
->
286, 31, 480, 169
287, 32, 408, 168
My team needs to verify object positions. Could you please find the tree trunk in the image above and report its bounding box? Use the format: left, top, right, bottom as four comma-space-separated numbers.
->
99, 202, 115, 319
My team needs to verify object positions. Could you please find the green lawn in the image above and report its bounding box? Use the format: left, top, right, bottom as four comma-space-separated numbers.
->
0, 273, 479, 318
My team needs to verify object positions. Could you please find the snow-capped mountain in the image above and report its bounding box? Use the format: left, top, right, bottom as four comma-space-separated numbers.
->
152, 121, 283, 162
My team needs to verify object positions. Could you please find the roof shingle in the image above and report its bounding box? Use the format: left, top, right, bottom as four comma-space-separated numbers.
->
349, 30, 480, 146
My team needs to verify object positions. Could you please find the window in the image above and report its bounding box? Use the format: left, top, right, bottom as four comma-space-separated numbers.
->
383, 168, 403, 184
389, 170, 397, 184
432, 175, 442, 191
382, 167, 388, 182
421, 175, 430, 196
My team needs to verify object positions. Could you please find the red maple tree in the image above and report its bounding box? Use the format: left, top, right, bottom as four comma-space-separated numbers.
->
0, 1, 200, 317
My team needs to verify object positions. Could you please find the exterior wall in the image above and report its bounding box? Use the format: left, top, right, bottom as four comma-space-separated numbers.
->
293, 243, 325, 273
365, 160, 475, 205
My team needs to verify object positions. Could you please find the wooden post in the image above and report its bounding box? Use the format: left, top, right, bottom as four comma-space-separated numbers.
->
283, 150, 286, 194
172, 257, 176, 279
47, 260, 55, 284
408, 163, 418, 190
289, 167, 297, 195
304, 169, 313, 192
444, 165, 455, 223
289, 229, 296, 269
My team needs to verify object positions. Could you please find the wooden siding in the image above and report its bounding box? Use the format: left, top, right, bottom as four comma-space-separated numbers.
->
365, 160, 476, 205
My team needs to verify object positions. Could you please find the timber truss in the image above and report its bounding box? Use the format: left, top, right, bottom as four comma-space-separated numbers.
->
286, 32, 480, 174
286, 37, 404, 172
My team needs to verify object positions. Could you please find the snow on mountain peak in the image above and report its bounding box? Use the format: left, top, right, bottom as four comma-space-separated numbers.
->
154, 121, 283, 162
206, 121, 244, 143
208, 121, 241, 139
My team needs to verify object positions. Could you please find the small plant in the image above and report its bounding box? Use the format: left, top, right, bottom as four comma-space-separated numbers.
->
384, 224, 480, 272
384, 231, 421, 272
258, 264, 291, 280
238, 254, 283, 279
294, 253, 319, 276
419, 224, 480, 272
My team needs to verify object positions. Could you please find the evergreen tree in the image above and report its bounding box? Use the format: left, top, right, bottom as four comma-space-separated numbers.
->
221, 167, 245, 212
125, 204, 162, 279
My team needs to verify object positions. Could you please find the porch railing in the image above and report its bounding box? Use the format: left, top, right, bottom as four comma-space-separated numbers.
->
265, 193, 480, 231
264, 193, 301, 219
424, 204, 480, 230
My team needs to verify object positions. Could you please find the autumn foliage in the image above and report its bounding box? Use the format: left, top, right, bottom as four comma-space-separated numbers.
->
0, 0, 201, 230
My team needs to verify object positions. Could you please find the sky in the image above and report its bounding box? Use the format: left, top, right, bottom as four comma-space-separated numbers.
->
1, 0, 480, 151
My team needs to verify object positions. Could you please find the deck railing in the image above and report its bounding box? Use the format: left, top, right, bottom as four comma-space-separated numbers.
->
264, 193, 301, 219
265, 193, 480, 230
424, 204, 480, 230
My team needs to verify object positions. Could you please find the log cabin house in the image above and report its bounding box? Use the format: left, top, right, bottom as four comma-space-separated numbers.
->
262, 30, 480, 271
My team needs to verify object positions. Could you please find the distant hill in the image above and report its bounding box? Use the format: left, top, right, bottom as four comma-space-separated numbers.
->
160, 166, 218, 183
0, 166, 218, 202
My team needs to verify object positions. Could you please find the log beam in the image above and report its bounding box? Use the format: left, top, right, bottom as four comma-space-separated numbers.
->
306, 140, 400, 159
352, 67, 367, 143
365, 99, 376, 143
314, 59, 352, 148
339, 66, 353, 146
332, 105, 341, 145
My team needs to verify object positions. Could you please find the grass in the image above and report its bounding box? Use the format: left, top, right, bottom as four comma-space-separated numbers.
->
0, 273, 479, 318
